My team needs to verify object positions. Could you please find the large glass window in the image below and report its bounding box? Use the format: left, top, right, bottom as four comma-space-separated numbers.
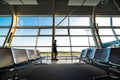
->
40, 16, 52, 26
55, 37, 70, 46
18, 16, 39, 26
99, 29, 114, 35
11, 37, 36, 46
9, 15, 120, 58
0, 29, 9, 35
55, 16, 68, 26
114, 29, 120, 35
71, 37, 95, 46
0, 37, 6, 46
70, 17, 90, 26
100, 36, 116, 43
56, 29, 68, 35
112, 17, 120, 26
70, 29, 92, 35
0, 16, 12, 47
96, 17, 110, 26
15, 29, 38, 35
37, 37, 52, 46
0, 16, 12, 26
40, 29, 52, 35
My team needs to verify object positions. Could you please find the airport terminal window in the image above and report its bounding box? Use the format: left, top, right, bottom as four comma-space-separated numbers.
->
0, 37, 6, 46
18, 16, 39, 26
69, 17, 90, 26
0, 16, 12, 46
40, 16, 52, 26
9, 15, 120, 56
72, 47, 89, 52
0, 29, 9, 35
15, 29, 38, 35
57, 47, 71, 52
100, 37, 116, 43
114, 29, 120, 35
96, 17, 110, 26
70, 29, 92, 35
56, 29, 68, 35
0, 16, 12, 26
37, 37, 52, 46
37, 47, 51, 53
40, 29, 52, 35
11, 37, 36, 46
71, 37, 95, 46
112, 17, 120, 26
55, 37, 70, 46
99, 29, 114, 35
55, 16, 68, 26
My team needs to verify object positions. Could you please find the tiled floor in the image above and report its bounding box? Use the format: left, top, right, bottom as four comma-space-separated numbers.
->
42, 59, 79, 64
37, 56, 80, 64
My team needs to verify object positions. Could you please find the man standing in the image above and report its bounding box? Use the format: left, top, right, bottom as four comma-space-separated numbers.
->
52, 40, 58, 61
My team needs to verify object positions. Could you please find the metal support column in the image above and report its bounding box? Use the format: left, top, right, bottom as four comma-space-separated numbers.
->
91, 6, 102, 48
51, 0, 56, 60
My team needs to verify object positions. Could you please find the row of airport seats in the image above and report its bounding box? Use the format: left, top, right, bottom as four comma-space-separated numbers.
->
0, 48, 45, 80
78, 48, 120, 80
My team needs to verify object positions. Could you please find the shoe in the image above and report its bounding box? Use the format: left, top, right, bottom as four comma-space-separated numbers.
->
55, 59, 59, 61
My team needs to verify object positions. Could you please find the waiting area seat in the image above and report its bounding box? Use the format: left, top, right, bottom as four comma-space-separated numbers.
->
85, 48, 96, 63
34, 50, 46, 64
1, 47, 120, 80
77, 49, 88, 63
0, 48, 38, 80
0, 48, 15, 80
11, 48, 31, 80
89, 48, 120, 80
26, 49, 37, 61
77, 48, 120, 80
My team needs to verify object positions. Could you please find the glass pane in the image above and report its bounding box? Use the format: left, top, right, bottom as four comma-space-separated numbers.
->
70, 17, 90, 26
114, 29, 120, 35
112, 17, 120, 26
72, 47, 89, 52
118, 36, 120, 39
96, 17, 110, 26
71, 37, 95, 46
12, 47, 35, 49
55, 37, 70, 46
37, 47, 51, 52
57, 47, 71, 52
55, 16, 68, 26
56, 29, 68, 35
18, 16, 38, 26
100, 36, 116, 43
37, 37, 52, 46
0, 37, 6, 46
15, 29, 38, 35
40, 29, 52, 35
11, 37, 36, 46
99, 29, 114, 35
0, 16, 12, 26
70, 29, 92, 35
0, 28, 9, 35
40, 16, 52, 26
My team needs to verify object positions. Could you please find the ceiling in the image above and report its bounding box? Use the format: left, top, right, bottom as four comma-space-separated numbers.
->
0, 0, 120, 15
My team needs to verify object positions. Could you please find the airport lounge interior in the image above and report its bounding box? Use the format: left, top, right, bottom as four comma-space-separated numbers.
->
0, 0, 120, 80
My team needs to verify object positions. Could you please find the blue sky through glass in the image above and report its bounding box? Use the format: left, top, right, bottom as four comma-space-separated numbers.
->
0, 17, 12, 26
